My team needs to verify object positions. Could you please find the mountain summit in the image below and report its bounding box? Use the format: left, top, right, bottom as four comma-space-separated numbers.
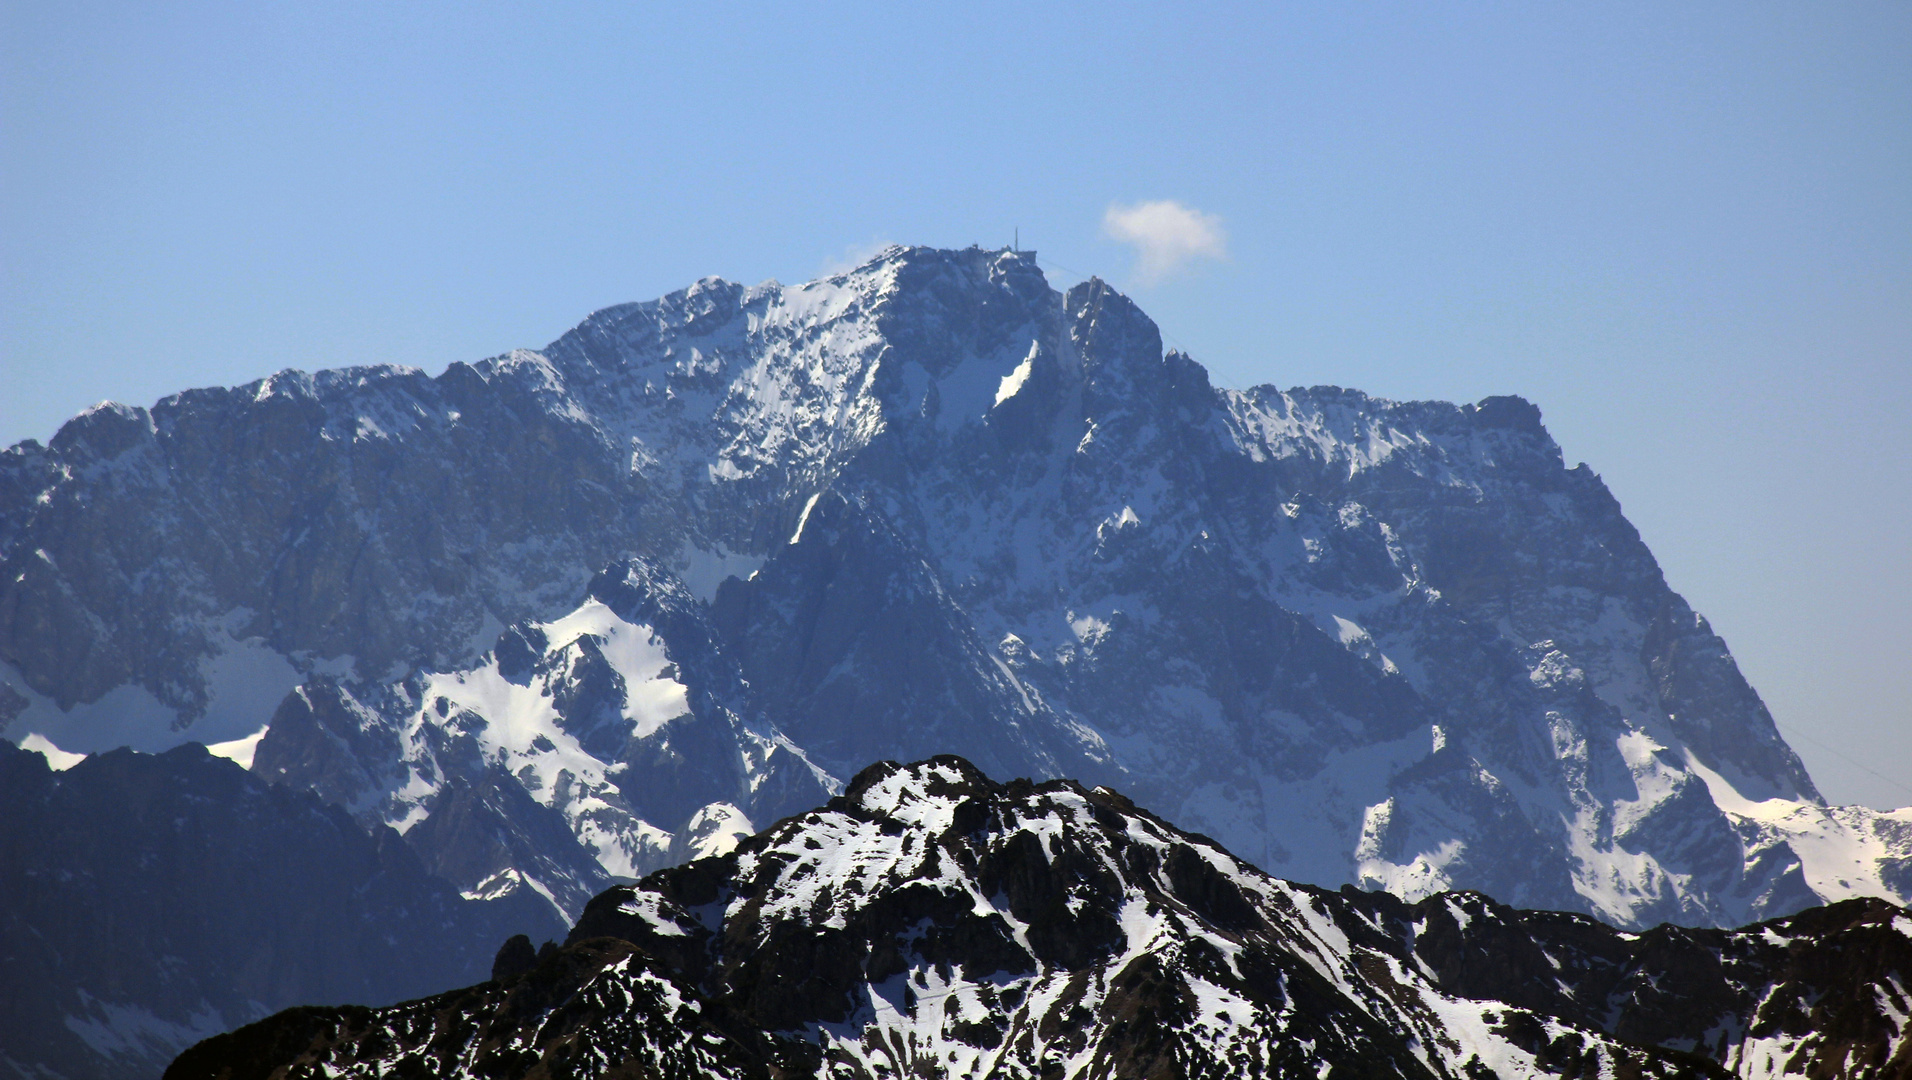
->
5, 245, 1906, 936
169, 756, 1912, 1080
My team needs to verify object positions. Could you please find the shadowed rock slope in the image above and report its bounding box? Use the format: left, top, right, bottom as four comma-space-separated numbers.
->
168, 758, 1911, 1080
0, 741, 563, 1080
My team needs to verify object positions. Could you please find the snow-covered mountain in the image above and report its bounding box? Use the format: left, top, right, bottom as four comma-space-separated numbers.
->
167, 756, 1912, 1080
5, 245, 1907, 933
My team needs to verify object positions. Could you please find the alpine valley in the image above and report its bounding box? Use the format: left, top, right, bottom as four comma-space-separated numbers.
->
5, 246, 1910, 1077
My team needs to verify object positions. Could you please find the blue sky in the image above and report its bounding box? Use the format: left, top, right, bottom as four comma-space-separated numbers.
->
4, 2, 1909, 805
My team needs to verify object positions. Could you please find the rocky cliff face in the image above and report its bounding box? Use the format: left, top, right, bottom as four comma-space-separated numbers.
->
166, 757, 1912, 1080
0, 741, 564, 1080
4, 245, 1905, 936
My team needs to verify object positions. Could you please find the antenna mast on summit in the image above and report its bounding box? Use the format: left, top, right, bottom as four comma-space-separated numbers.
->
1013, 227, 1018, 253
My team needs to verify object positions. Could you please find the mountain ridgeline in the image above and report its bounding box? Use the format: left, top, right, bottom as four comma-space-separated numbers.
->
5, 245, 1912, 1075
169, 757, 1912, 1080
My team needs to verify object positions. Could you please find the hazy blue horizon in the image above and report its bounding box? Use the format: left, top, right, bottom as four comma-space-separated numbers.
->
4, 2, 1907, 807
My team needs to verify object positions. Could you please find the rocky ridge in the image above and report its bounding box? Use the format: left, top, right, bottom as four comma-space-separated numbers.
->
167, 757, 1912, 1080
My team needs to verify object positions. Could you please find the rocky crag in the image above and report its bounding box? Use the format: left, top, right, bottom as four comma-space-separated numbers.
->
7, 244, 1901, 932
169, 757, 1912, 1080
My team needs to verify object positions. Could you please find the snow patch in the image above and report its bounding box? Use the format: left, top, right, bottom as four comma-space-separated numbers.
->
18, 732, 85, 770
205, 726, 269, 770
789, 493, 822, 545
994, 345, 1037, 408
1685, 750, 1912, 907
675, 802, 755, 861
675, 544, 766, 604
396, 598, 693, 881
2, 626, 299, 757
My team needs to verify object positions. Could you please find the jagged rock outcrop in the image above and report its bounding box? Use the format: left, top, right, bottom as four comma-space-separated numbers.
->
166, 758, 1912, 1079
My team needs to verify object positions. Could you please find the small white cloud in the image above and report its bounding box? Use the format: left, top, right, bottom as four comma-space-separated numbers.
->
819, 239, 894, 278
1102, 200, 1227, 284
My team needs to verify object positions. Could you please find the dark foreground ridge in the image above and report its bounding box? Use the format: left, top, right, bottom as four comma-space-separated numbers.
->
0, 740, 564, 1080
169, 757, 1911, 1080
